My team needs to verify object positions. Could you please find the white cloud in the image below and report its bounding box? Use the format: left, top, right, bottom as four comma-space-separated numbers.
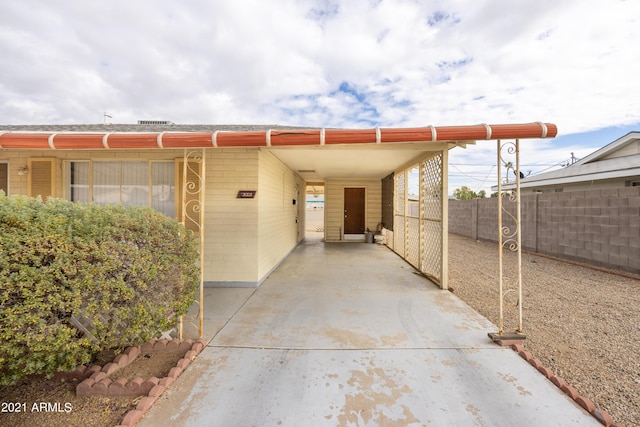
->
0, 0, 638, 135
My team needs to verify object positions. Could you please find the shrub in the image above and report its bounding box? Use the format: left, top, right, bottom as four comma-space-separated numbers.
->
0, 194, 199, 385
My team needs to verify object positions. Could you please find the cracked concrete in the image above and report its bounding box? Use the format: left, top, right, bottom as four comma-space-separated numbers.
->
138, 239, 600, 427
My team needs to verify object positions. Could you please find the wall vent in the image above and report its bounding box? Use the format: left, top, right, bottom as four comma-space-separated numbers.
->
137, 120, 174, 125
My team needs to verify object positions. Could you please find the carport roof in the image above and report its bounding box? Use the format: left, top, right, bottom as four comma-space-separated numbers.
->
0, 122, 557, 180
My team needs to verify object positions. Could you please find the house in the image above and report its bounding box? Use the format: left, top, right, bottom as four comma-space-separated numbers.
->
501, 131, 640, 193
0, 122, 556, 289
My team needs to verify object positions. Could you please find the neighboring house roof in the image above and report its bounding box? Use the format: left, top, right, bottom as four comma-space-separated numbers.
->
499, 131, 640, 190
0, 122, 556, 150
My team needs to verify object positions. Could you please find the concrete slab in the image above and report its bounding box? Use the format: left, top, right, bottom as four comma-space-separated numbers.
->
181, 287, 255, 342
141, 347, 598, 427
139, 241, 600, 427
211, 287, 498, 349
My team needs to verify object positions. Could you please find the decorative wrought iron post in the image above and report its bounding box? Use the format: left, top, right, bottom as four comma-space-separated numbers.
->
489, 139, 525, 345
179, 149, 205, 339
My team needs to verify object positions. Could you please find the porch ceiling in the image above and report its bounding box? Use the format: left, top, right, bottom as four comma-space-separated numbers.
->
268, 142, 467, 181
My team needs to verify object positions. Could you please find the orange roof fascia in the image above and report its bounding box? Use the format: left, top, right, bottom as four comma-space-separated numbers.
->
106, 133, 159, 149
0, 133, 52, 149
161, 133, 214, 148
325, 128, 378, 144
271, 130, 323, 146
0, 122, 557, 150
52, 134, 105, 149
216, 131, 267, 147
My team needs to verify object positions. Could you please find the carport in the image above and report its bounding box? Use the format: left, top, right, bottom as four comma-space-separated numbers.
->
139, 232, 600, 427
266, 122, 556, 341
0, 121, 556, 340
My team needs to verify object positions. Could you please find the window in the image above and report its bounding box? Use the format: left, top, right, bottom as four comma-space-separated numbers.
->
69, 161, 89, 202
94, 162, 149, 206
66, 161, 175, 218
152, 162, 175, 218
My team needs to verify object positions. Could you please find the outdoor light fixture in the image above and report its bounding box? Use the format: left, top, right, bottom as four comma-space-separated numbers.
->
17, 166, 28, 176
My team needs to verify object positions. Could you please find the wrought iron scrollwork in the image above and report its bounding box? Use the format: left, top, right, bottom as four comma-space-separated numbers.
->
179, 149, 205, 339
494, 139, 524, 338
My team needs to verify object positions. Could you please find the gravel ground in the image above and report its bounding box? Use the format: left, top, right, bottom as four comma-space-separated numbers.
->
447, 233, 640, 427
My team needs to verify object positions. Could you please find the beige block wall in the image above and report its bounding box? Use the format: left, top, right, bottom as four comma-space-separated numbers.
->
257, 150, 305, 281
0, 149, 262, 285
324, 178, 382, 241
204, 149, 260, 285
0, 151, 30, 195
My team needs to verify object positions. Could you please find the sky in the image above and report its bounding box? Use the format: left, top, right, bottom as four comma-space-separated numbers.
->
1, 0, 639, 194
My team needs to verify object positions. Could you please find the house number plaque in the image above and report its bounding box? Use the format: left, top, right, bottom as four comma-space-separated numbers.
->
237, 190, 257, 199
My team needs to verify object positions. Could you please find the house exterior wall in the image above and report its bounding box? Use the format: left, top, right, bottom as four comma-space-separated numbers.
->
521, 177, 638, 194
0, 152, 29, 195
205, 149, 259, 286
257, 150, 305, 281
448, 187, 640, 274
324, 178, 382, 241
1, 148, 305, 286
603, 139, 639, 159
1, 149, 186, 198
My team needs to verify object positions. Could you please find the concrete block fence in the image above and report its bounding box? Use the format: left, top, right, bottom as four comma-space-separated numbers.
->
448, 187, 640, 274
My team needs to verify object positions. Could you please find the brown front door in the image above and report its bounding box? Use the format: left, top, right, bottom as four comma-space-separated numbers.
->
344, 188, 365, 234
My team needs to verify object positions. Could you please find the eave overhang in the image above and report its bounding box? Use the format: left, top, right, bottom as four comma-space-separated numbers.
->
0, 122, 557, 150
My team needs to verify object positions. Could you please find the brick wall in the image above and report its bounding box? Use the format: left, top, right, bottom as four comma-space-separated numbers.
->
449, 187, 640, 274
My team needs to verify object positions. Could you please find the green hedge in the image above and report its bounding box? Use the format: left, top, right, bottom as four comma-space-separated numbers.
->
0, 194, 199, 385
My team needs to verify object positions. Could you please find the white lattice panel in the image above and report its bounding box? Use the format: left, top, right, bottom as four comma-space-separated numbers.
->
419, 153, 443, 284
421, 154, 442, 221
421, 219, 442, 281
394, 215, 405, 258
391, 152, 445, 287
395, 172, 405, 216
406, 217, 420, 268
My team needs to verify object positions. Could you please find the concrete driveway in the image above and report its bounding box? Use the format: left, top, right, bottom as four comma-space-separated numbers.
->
139, 239, 600, 426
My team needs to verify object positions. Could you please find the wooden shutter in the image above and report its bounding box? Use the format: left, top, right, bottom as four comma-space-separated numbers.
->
175, 159, 202, 234
0, 163, 8, 195
28, 158, 56, 200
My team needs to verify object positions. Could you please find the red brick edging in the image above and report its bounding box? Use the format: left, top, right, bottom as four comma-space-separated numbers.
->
56, 338, 206, 427
114, 338, 206, 427
509, 343, 623, 427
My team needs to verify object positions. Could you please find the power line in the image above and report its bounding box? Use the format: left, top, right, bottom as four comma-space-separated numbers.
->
449, 163, 562, 167
527, 160, 566, 176
475, 165, 495, 192
450, 164, 495, 182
